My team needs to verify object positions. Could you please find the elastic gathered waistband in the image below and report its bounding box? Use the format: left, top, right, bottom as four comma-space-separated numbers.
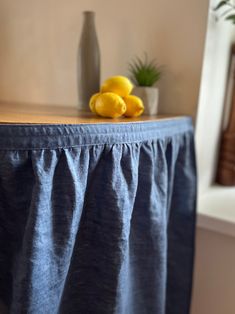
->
0, 117, 193, 150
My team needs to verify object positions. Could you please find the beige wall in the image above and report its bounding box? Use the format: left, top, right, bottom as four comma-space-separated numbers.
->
191, 228, 235, 314
0, 0, 208, 117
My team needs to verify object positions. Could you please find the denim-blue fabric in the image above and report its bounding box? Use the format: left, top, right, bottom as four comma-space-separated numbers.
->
0, 118, 197, 314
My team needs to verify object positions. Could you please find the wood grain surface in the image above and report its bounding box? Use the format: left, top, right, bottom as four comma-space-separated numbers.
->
0, 102, 181, 125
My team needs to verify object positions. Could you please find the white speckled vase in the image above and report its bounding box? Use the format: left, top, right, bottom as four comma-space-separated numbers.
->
132, 86, 159, 116
78, 11, 100, 111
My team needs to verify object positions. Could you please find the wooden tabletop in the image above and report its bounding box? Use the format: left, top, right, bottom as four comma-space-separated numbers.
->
0, 102, 180, 124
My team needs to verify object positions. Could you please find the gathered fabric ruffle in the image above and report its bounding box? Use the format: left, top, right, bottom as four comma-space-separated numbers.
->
0, 119, 196, 314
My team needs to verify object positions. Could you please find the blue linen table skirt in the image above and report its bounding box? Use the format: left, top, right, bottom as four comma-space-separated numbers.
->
0, 118, 197, 314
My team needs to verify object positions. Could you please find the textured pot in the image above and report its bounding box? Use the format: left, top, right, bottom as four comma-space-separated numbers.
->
132, 86, 159, 115
78, 11, 100, 111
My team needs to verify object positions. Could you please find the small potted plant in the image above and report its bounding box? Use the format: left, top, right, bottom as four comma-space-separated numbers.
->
128, 54, 162, 115
214, 0, 235, 23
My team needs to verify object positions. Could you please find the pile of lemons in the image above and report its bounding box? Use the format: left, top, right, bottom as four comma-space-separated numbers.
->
89, 76, 144, 118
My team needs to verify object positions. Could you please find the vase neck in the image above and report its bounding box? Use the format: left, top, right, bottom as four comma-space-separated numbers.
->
83, 11, 96, 27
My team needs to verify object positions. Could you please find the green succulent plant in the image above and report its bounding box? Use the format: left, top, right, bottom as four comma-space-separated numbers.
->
128, 54, 162, 87
214, 0, 235, 24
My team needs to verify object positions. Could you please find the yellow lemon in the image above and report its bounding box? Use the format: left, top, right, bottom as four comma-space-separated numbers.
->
89, 93, 101, 113
101, 76, 133, 97
95, 92, 126, 118
123, 95, 144, 117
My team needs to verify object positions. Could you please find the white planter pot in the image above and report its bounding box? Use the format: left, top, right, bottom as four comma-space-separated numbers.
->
132, 86, 159, 116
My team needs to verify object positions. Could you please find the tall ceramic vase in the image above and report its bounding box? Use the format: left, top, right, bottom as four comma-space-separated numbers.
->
78, 11, 100, 111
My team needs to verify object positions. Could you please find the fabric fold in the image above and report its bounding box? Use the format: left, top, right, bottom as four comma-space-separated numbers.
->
0, 119, 197, 314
